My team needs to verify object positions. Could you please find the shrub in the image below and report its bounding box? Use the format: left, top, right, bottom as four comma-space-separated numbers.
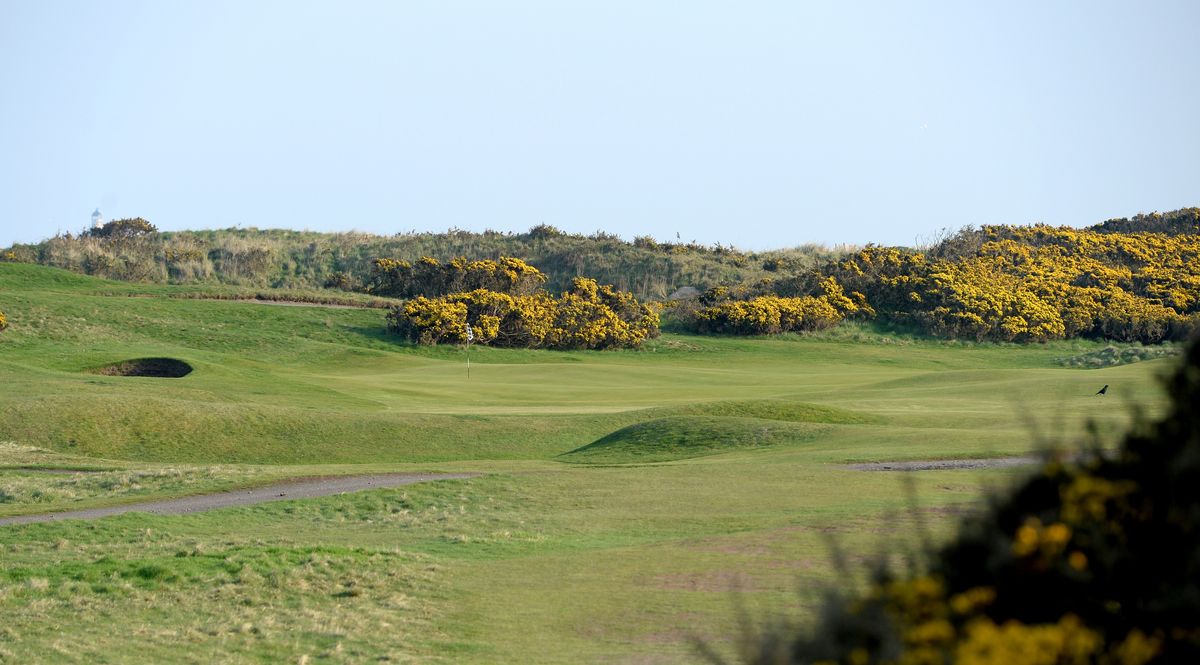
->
806, 227, 1200, 343
366, 256, 546, 298
322, 271, 358, 291
692, 278, 861, 335
722, 337, 1200, 664
388, 297, 468, 346
527, 223, 565, 240
386, 278, 659, 350
0, 310, 7, 332
87, 217, 158, 239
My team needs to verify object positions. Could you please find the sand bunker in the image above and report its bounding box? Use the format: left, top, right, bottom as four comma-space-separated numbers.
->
93, 357, 193, 378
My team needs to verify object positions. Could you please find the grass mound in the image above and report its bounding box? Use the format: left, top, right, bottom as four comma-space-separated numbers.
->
560, 416, 827, 464
647, 399, 874, 424
91, 357, 193, 378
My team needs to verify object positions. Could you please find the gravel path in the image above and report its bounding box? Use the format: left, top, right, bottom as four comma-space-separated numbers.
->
0, 472, 476, 526
844, 456, 1039, 471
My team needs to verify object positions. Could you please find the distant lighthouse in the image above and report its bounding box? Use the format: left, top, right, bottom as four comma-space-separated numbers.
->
91, 208, 104, 229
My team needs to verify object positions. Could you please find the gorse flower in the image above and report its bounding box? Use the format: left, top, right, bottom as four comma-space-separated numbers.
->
387, 278, 658, 350
800, 226, 1200, 343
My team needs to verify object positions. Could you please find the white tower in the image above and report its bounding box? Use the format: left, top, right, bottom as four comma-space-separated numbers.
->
91, 208, 104, 229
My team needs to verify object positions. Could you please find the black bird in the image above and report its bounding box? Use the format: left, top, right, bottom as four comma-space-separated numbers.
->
1096, 384, 1109, 395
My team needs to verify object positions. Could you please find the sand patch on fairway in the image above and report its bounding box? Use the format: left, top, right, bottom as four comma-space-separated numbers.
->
0, 472, 476, 525
844, 456, 1038, 471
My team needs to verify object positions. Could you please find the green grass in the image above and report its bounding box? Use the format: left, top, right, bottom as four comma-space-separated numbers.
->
560, 416, 830, 464
642, 399, 877, 424
0, 262, 1179, 663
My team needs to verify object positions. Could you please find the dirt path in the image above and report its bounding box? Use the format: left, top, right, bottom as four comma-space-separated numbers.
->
844, 456, 1039, 471
0, 472, 476, 526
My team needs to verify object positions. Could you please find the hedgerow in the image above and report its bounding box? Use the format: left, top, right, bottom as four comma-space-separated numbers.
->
722, 337, 1200, 665
386, 277, 659, 350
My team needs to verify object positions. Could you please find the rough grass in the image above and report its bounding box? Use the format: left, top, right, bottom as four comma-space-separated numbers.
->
643, 399, 876, 424
0, 466, 276, 517
0, 443, 283, 518
1055, 343, 1181, 368
0, 534, 442, 664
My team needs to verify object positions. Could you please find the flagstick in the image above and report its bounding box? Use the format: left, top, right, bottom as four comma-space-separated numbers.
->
465, 322, 472, 380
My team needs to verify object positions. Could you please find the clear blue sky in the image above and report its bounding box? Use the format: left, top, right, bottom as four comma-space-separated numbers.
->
2, 1, 1197, 250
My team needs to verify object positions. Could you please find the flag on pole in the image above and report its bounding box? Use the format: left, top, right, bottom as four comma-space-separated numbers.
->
465, 323, 473, 379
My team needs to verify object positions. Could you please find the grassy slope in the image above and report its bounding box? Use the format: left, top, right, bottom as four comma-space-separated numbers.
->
0, 262, 1176, 663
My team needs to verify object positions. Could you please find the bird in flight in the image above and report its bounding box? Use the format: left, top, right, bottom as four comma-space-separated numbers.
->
1096, 385, 1109, 395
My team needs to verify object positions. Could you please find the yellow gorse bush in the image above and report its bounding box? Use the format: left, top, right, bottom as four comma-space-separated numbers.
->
1010, 518, 1072, 560
954, 614, 1103, 665
368, 255, 547, 298
840, 572, 1162, 665
1058, 475, 1136, 525
821, 225, 1200, 342
694, 277, 861, 335
387, 277, 659, 350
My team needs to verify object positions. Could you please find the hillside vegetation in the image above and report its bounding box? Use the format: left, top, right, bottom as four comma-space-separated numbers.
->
3, 223, 842, 300
826, 223, 1200, 343
683, 208, 1200, 344
4, 208, 1197, 345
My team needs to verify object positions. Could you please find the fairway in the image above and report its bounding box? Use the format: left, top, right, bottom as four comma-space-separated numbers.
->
0, 263, 1177, 663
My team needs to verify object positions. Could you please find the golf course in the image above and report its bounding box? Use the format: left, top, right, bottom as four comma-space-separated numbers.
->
0, 260, 1177, 663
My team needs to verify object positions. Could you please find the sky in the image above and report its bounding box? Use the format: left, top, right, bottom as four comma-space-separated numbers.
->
1, 1, 1198, 250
